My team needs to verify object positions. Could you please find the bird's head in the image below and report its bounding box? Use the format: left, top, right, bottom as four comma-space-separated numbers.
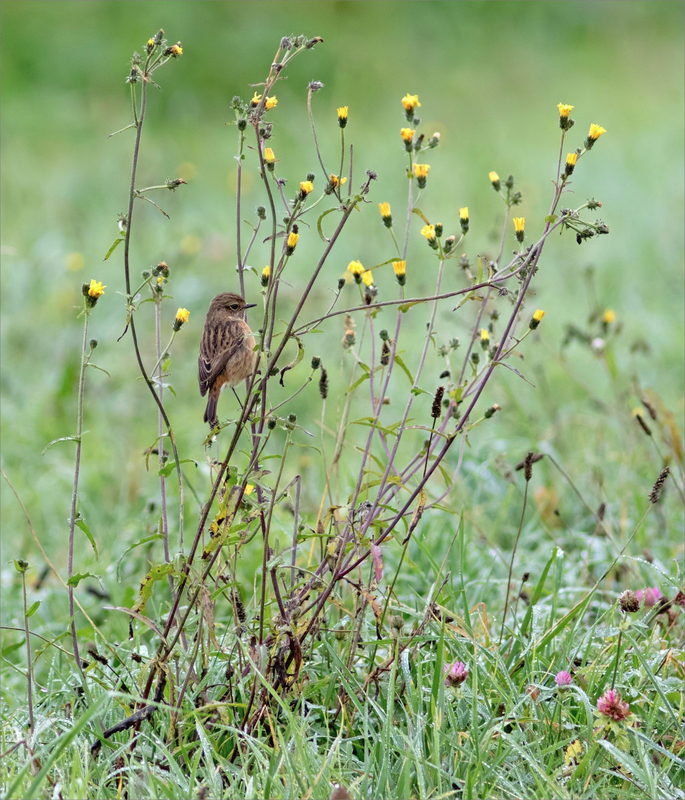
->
208, 292, 257, 320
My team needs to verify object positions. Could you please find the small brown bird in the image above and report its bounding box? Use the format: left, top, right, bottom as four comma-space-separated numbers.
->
198, 292, 257, 428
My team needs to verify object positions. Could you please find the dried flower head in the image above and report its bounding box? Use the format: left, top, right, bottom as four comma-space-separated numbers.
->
620, 590, 640, 613
431, 386, 445, 419
319, 367, 329, 399
649, 467, 669, 504
596, 688, 630, 721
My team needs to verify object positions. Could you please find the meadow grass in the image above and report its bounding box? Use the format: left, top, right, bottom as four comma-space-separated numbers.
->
1, 3, 684, 799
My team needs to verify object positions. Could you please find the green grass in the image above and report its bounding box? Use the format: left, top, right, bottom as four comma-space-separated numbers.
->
1, 2, 684, 798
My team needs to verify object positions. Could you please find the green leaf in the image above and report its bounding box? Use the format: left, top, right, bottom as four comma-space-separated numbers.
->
158, 458, 198, 478
399, 301, 421, 314
346, 372, 371, 394
42, 434, 88, 455
103, 235, 125, 261
316, 207, 337, 242
279, 333, 305, 386
412, 207, 431, 225
13, 559, 28, 574
131, 562, 175, 615
393, 354, 415, 386
75, 515, 98, 560
545, 214, 558, 223
26, 601, 40, 618
67, 571, 102, 589
116, 532, 164, 582
86, 363, 110, 377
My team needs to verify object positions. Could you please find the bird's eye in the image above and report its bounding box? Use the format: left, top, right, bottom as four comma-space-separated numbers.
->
230, 304, 239, 310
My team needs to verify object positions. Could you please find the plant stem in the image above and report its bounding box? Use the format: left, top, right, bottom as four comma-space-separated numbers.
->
21, 570, 34, 733
499, 479, 529, 649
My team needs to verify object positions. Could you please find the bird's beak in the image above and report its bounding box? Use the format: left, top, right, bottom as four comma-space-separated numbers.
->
245, 303, 257, 309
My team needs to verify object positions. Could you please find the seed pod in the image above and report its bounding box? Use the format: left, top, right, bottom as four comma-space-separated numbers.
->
319, 367, 329, 399
380, 341, 391, 366
649, 467, 670, 504
431, 386, 444, 419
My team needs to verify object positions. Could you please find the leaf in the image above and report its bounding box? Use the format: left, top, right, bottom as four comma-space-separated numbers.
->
158, 458, 198, 478
399, 301, 422, 314
199, 584, 217, 646
42, 434, 88, 455
346, 372, 371, 394
115, 533, 164, 582
26, 601, 40, 618
393, 354, 415, 386
279, 333, 304, 386
477, 256, 483, 285
497, 361, 536, 386
317, 207, 337, 242
370, 543, 383, 583
545, 214, 558, 224
131, 562, 175, 616
67, 571, 103, 589
412, 207, 431, 225
103, 235, 125, 261
75, 515, 98, 560
86, 363, 110, 377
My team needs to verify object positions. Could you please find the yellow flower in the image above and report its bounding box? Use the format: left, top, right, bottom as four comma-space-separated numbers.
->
603, 308, 616, 323
175, 307, 190, 325
480, 328, 490, 342
299, 180, 314, 197
393, 260, 406, 278
488, 171, 500, 190
533, 309, 545, 322
413, 163, 430, 179
286, 231, 299, 254
261, 265, 270, 286
157, 276, 164, 285
513, 217, 525, 242
329, 174, 347, 189
170, 43, 183, 57
265, 96, 278, 110
379, 202, 391, 219
400, 127, 415, 143
337, 106, 348, 128
264, 147, 275, 163
251, 92, 263, 106
88, 279, 106, 299
361, 270, 374, 287
565, 740, 582, 767
347, 260, 364, 276
401, 93, 421, 113
586, 124, 606, 148
557, 103, 574, 119
421, 224, 436, 241
460, 207, 469, 221
632, 407, 645, 419
566, 153, 578, 167
147, 38, 155, 47
244, 484, 255, 496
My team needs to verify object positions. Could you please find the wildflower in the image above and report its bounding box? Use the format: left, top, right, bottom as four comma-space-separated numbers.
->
361, 270, 374, 288
529, 308, 545, 330
328, 174, 347, 191
557, 103, 574, 130
620, 590, 640, 613
244, 484, 254, 496
286, 229, 299, 256
637, 586, 661, 607
480, 328, 490, 348
564, 152, 578, 178
429, 131, 441, 148
413, 163, 430, 189
596, 688, 631, 721
555, 670, 573, 687
421, 224, 437, 249
347, 260, 365, 284
83, 279, 106, 308
264, 147, 276, 172
400, 128, 415, 150
602, 309, 615, 324
393, 259, 406, 286
265, 96, 278, 110
342, 329, 356, 348
261, 265, 270, 287
489, 171, 501, 191
250, 92, 263, 107
484, 403, 500, 418
379, 202, 392, 228
299, 180, 314, 200
173, 307, 190, 331
443, 235, 456, 254
444, 660, 468, 687
585, 123, 606, 149
401, 93, 421, 116
459, 207, 469, 234
513, 217, 525, 243
565, 740, 582, 767
169, 42, 183, 58
337, 106, 348, 128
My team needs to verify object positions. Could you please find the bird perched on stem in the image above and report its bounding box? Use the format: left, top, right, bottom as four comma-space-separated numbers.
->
198, 292, 257, 428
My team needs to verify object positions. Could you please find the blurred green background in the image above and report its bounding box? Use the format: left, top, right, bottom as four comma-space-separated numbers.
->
2, 1, 683, 633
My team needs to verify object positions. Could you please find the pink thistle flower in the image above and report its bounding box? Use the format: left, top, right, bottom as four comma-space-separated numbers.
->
555, 670, 573, 687
444, 660, 469, 687
596, 688, 631, 721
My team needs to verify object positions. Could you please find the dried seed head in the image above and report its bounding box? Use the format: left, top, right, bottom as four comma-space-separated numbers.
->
431, 386, 445, 419
231, 588, 246, 625
311, 356, 321, 370
319, 367, 329, 400
523, 451, 535, 482
649, 467, 669, 504
619, 590, 640, 614
380, 340, 391, 366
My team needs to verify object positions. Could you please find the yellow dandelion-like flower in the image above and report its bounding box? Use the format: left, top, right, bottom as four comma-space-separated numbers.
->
337, 106, 348, 128
459, 207, 469, 221
286, 231, 299, 254
265, 96, 278, 110
603, 308, 616, 324
413, 163, 430, 179
533, 309, 545, 322
393, 260, 406, 278
175, 307, 190, 325
513, 217, 525, 242
400, 127, 415, 143
88, 279, 106, 299
557, 103, 574, 119
361, 270, 374, 288
170, 43, 183, 57
632, 407, 645, 419
420, 224, 436, 241
244, 484, 255, 495
488, 171, 500, 189
586, 124, 607, 148
251, 92, 263, 106
147, 38, 155, 47
347, 260, 364, 276
329, 174, 347, 189
379, 202, 391, 219
566, 153, 578, 167
261, 265, 270, 287
264, 147, 275, 163
401, 93, 420, 113
299, 180, 314, 197
480, 328, 490, 342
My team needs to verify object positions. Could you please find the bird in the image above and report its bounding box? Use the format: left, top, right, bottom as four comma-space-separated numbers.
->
198, 292, 258, 428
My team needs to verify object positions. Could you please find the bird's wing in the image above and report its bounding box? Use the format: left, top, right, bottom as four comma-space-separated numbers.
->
198, 324, 246, 396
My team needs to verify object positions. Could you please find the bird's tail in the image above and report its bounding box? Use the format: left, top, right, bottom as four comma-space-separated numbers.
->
204, 394, 219, 428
